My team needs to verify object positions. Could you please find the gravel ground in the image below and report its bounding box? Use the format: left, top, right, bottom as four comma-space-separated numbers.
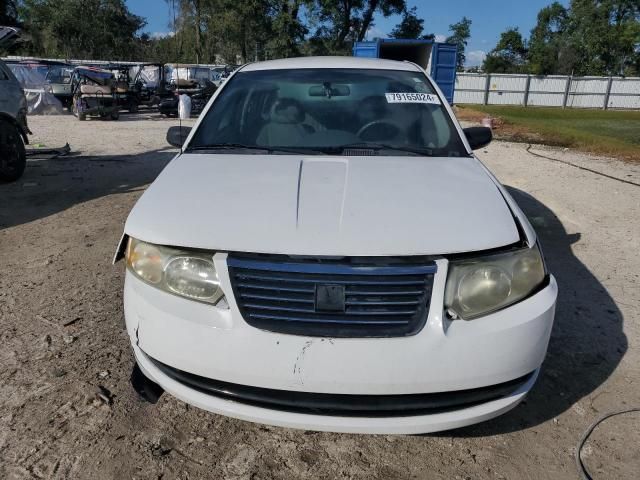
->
1, 114, 638, 480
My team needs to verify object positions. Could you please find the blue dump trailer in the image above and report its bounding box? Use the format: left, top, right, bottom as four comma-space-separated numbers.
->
352, 39, 458, 104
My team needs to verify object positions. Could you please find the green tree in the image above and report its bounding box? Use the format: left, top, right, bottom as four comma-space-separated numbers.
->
307, 0, 405, 55
163, 0, 274, 64
527, 0, 639, 76
265, 0, 308, 58
483, 27, 528, 73
1, 0, 18, 26
18, 0, 146, 60
390, 6, 424, 39
446, 16, 471, 70
566, 0, 640, 75
527, 2, 572, 74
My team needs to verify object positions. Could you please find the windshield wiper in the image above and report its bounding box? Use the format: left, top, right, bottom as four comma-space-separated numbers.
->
332, 143, 441, 156
186, 143, 270, 153
186, 143, 327, 155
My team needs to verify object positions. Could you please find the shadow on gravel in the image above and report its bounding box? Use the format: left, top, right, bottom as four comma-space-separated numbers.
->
446, 186, 627, 436
0, 149, 175, 230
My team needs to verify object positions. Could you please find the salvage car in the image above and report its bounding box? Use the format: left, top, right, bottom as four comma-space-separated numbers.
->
0, 29, 30, 182
116, 57, 557, 434
45, 62, 74, 109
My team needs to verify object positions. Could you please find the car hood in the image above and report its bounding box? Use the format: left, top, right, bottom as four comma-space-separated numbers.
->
125, 154, 519, 256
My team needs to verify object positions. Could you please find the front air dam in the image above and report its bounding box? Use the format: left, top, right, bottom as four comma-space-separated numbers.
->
131, 363, 164, 404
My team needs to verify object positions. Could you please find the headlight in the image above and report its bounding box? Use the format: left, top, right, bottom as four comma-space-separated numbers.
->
126, 238, 223, 304
444, 246, 546, 320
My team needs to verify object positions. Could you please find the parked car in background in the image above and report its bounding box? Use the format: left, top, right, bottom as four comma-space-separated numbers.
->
44, 61, 74, 109
117, 56, 557, 434
0, 28, 29, 182
4, 59, 66, 114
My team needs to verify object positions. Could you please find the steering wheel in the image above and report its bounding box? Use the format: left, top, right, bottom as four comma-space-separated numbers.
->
356, 120, 402, 141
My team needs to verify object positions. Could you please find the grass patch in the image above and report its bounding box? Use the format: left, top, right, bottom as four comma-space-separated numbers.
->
455, 105, 640, 161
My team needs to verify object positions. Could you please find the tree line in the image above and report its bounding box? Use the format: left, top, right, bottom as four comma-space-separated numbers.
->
1, 0, 637, 77
1, 0, 471, 66
482, 0, 639, 76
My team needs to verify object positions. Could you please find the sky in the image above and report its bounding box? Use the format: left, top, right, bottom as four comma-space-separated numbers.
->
126, 0, 570, 67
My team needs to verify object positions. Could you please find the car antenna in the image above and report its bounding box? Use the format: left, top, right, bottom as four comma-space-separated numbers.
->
172, 0, 183, 154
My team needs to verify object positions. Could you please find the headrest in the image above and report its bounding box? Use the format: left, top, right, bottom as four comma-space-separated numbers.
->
270, 98, 305, 124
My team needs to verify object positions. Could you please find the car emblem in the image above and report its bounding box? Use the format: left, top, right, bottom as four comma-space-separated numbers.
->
315, 284, 345, 312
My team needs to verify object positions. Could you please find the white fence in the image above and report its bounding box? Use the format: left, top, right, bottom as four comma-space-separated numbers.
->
454, 73, 640, 109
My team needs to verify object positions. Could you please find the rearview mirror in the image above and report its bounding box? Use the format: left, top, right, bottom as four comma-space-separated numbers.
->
463, 127, 492, 150
167, 126, 192, 148
308, 84, 350, 97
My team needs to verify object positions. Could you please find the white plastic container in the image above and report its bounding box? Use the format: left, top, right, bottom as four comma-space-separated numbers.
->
178, 94, 192, 119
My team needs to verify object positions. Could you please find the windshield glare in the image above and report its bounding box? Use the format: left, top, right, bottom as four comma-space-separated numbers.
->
189, 68, 467, 156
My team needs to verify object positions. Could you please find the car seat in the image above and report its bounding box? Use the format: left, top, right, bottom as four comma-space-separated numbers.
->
256, 98, 310, 146
80, 84, 112, 96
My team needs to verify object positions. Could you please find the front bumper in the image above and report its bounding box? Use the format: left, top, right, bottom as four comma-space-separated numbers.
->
134, 345, 539, 434
125, 255, 557, 433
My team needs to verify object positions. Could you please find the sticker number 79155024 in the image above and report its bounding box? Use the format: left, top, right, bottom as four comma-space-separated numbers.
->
385, 93, 441, 104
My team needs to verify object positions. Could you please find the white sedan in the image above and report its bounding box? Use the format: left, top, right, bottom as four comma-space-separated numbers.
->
115, 56, 557, 434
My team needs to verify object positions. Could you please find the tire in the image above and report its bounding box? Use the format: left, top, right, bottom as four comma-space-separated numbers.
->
0, 120, 27, 182
128, 101, 139, 113
72, 98, 86, 120
111, 110, 120, 120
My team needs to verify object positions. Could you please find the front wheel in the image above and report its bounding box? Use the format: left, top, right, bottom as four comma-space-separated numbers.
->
111, 110, 120, 120
0, 119, 27, 182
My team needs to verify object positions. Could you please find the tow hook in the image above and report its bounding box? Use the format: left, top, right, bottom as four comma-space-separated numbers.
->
130, 363, 164, 404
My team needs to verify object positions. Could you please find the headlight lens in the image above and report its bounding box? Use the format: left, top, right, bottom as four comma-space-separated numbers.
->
128, 240, 163, 284
444, 246, 546, 320
126, 238, 223, 304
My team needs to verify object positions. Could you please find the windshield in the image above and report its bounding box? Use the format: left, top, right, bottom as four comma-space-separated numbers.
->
189, 68, 467, 156
46, 65, 73, 84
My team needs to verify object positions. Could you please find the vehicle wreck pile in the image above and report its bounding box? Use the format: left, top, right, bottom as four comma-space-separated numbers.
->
2, 56, 230, 120
1, 25, 235, 181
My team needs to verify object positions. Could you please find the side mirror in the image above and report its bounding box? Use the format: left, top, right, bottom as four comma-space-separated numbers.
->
463, 127, 492, 150
166, 126, 192, 148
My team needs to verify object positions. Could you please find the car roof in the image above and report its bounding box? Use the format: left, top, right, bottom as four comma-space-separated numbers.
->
241, 56, 423, 72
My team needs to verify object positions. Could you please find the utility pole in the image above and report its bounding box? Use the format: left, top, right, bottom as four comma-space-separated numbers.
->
194, 0, 202, 64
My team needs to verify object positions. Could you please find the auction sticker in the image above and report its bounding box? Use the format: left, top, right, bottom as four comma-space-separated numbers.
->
385, 93, 441, 104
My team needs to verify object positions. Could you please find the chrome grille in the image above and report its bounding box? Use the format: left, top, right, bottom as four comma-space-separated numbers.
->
227, 256, 436, 337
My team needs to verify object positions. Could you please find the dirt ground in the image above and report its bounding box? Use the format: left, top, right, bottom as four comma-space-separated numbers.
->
1, 113, 639, 480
